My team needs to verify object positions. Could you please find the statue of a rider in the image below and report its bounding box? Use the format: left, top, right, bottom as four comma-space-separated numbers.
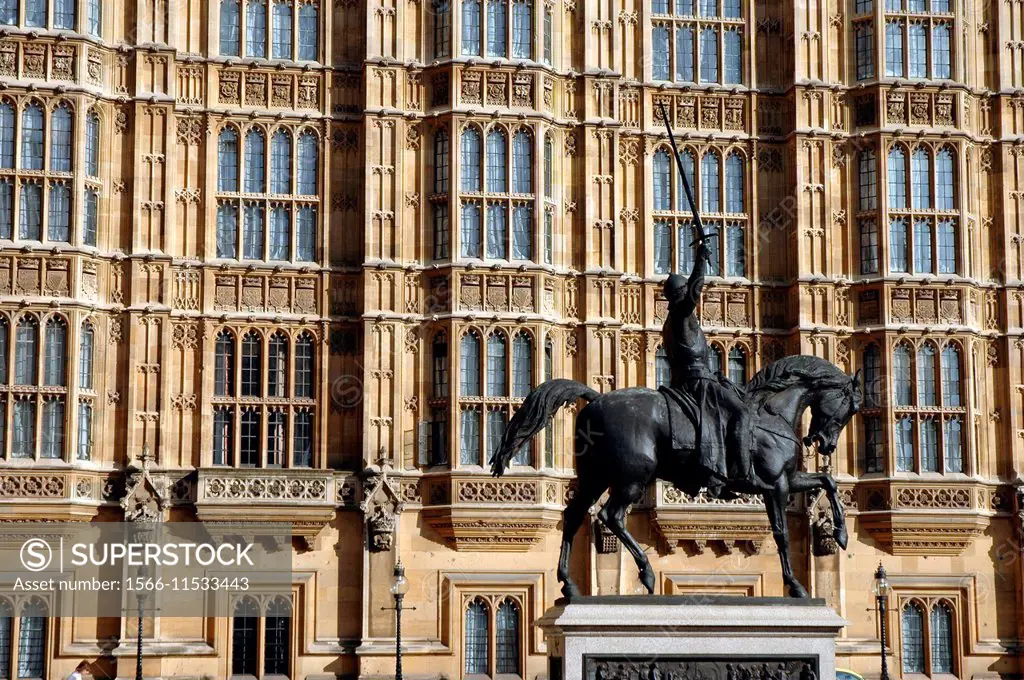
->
661, 231, 755, 498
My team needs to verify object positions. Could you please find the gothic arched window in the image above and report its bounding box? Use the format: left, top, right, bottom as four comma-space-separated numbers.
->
462, 0, 482, 55
297, 131, 318, 195
486, 129, 507, 193
246, 0, 268, 57
215, 332, 236, 398
512, 130, 532, 194
271, 0, 293, 59
43, 318, 66, 387
901, 602, 925, 674
655, 347, 671, 388
78, 324, 94, 390
727, 346, 746, 385
433, 335, 449, 399
85, 111, 100, 177
654, 149, 672, 211
936, 147, 954, 210
725, 152, 744, 213
0, 101, 14, 169
486, 333, 508, 397
231, 597, 260, 677
700, 151, 720, 213
218, 128, 240, 192
461, 127, 482, 192
460, 333, 481, 396
220, 0, 241, 55
512, 0, 532, 58
294, 333, 314, 399
496, 598, 521, 674
50, 104, 72, 172
893, 344, 912, 406
244, 130, 266, 194
930, 602, 954, 673
487, 0, 507, 56
21, 103, 44, 171
241, 332, 262, 397
17, 598, 47, 678
267, 332, 288, 398
887, 146, 906, 209
264, 596, 291, 676
298, 2, 318, 59
911, 148, 932, 210
512, 333, 532, 398
270, 130, 292, 194
464, 600, 489, 675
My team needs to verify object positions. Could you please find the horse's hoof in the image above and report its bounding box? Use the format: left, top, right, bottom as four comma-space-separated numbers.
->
640, 567, 656, 594
835, 526, 849, 550
562, 582, 581, 599
788, 582, 810, 598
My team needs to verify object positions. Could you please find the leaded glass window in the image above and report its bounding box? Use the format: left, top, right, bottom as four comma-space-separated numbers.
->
221, 0, 241, 55
901, 602, 925, 674
21, 104, 44, 171
464, 600, 489, 675
460, 333, 481, 396
486, 334, 507, 397
496, 599, 521, 674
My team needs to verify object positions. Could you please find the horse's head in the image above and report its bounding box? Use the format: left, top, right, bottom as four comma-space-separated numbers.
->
803, 369, 863, 455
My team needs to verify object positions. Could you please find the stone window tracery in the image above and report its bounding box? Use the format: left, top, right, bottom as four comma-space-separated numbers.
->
891, 340, 964, 474
652, 145, 747, 278
211, 328, 317, 468
461, 0, 535, 60
220, 0, 318, 61
459, 124, 536, 263
900, 597, 957, 677
651, 0, 743, 85
216, 124, 319, 263
884, 0, 953, 80
458, 328, 535, 467
0, 313, 86, 462
0, 597, 47, 680
885, 143, 958, 276
462, 595, 523, 678
0, 99, 98, 246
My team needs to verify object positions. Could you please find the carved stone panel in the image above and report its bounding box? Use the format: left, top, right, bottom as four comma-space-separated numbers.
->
582, 657, 819, 680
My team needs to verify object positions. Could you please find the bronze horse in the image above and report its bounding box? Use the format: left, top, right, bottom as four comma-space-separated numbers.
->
491, 355, 862, 598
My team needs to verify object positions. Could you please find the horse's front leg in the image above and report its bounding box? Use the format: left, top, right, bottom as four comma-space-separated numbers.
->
763, 479, 809, 598
788, 470, 848, 550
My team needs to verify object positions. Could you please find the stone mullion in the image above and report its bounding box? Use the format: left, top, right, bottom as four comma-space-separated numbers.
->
73, 96, 88, 248
65, 310, 82, 463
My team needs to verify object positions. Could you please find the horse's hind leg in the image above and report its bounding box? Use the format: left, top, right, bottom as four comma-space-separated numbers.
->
558, 473, 605, 598
598, 482, 655, 594
764, 480, 809, 598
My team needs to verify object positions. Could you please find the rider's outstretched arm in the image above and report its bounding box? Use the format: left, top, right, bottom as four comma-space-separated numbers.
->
673, 243, 710, 318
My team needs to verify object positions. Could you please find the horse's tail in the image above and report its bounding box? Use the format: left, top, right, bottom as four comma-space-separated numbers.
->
491, 379, 599, 477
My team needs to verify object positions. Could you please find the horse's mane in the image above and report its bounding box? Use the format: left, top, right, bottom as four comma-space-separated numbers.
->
745, 355, 857, 410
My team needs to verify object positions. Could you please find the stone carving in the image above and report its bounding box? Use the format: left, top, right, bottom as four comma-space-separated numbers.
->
360, 463, 404, 553
205, 475, 328, 501
245, 72, 267, 106
369, 506, 397, 551
457, 480, 537, 503
0, 474, 67, 498
121, 447, 166, 523
584, 657, 817, 680
219, 71, 241, 104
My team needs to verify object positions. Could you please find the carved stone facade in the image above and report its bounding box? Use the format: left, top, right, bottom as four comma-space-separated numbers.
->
0, 0, 1022, 678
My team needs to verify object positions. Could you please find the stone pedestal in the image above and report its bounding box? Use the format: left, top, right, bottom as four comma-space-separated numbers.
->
536, 595, 846, 680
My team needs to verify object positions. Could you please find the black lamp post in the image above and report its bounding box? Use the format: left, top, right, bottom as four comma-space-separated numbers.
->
135, 564, 146, 680
390, 560, 410, 680
873, 562, 892, 680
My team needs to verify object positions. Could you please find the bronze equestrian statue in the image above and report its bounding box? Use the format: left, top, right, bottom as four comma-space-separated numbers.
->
662, 237, 753, 499
489, 103, 862, 599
